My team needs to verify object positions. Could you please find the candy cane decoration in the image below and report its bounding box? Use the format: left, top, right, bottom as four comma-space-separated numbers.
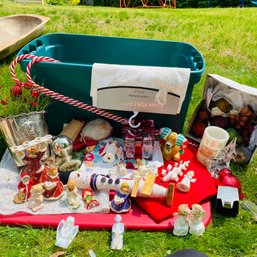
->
10, 54, 36, 83
10, 54, 128, 124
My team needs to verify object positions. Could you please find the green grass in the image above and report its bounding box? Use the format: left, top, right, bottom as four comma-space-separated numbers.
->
0, 3, 257, 257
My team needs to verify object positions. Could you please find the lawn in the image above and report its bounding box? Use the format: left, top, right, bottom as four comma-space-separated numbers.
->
0, 2, 257, 257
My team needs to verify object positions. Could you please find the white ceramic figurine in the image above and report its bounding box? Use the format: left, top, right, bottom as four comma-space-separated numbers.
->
176, 170, 196, 192
110, 214, 124, 250
66, 179, 81, 209
55, 216, 79, 249
189, 204, 206, 236
27, 184, 44, 212
173, 204, 191, 236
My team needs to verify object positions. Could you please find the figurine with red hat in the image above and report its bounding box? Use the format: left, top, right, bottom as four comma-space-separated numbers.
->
42, 165, 64, 200
73, 119, 112, 153
20, 143, 48, 185
13, 173, 34, 204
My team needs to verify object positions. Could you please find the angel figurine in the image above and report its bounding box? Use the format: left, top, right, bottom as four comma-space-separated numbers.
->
27, 184, 44, 212
110, 182, 131, 213
66, 179, 81, 209
173, 204, 191, 236
55, 216, 79, 249
189, 204, 206, 236
110, 214, 124, 250
176, 170, 196, 192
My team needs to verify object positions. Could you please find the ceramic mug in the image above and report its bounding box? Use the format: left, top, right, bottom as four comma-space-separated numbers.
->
196, 126, 229, 167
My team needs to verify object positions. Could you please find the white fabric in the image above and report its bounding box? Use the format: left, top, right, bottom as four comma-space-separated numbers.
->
206, 80, 257, 112
0, 149, 110, 215
90, 63, 190, 113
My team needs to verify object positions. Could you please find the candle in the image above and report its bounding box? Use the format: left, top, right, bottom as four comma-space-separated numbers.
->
196, 126, 229, 167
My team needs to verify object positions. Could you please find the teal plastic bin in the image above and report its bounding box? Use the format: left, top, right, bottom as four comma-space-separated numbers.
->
17, 33, 205, 136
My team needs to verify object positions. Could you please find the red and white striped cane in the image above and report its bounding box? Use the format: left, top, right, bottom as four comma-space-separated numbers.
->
10, 54, 36, 84
10, 54, 128, 125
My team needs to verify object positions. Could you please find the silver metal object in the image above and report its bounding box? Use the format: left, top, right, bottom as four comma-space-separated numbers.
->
0, 111, 48, 167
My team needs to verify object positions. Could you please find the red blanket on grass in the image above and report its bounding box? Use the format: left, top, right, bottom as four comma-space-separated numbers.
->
134, 147, 217, 223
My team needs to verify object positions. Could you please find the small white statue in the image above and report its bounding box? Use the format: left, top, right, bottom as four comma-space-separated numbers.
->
55, 216, 79, 248
173, 204, 191, 236
167, 164, 172, 171
136, 159, 149, 179
176, 170, 196, 192
66, 179, 81, 209
27, 184, 44, 212
162, 169, 179, 182
179, 160, 190, 171
189, 204, 206, 236
184, 160, 190, 167
161, 168, 168, 176
110, 214, 124, 250
173, 163, 183, 176
118, 163, 127, 177
162, 164, 181, 182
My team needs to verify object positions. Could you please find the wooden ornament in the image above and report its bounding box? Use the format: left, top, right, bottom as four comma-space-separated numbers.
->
141, 173, 156, 196
131, 178, 140, 197
166, 183, 175, 207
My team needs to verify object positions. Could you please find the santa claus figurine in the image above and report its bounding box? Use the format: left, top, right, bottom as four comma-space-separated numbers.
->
13, 174, 34, 204
20, 143, 48, 185
42, 165, 64, 200
73, 119, 112, 153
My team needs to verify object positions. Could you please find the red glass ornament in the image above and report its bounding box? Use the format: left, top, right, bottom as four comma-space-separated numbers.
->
31, 90, 39, 98
24, 82, 32, 89
10, 82, 22, 97
217, 171, 244, 199
219, 168, 232, 178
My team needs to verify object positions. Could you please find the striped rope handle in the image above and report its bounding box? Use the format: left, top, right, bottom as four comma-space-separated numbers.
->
10, 54, 36, 83
10, 54, 128, 124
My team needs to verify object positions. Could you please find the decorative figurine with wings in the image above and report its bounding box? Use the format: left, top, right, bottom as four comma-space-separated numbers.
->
55, 216, 79, 249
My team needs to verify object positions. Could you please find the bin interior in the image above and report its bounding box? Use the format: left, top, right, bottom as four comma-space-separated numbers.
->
18, 33, 205, 136
21, 33, 203, 70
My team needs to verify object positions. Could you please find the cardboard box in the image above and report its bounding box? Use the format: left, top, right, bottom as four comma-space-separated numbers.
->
186, 74, 257, 164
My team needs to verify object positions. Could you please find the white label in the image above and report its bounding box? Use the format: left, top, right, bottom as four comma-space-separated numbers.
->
96, 86, 180, 115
